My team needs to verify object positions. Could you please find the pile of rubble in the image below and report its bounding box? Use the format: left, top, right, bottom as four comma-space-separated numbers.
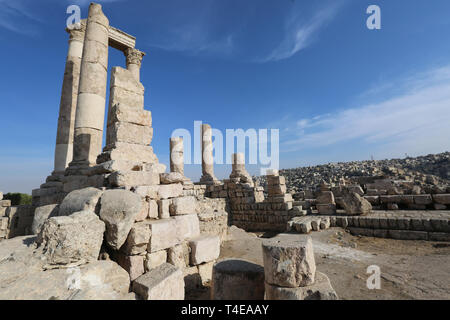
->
255, 152, 450, 195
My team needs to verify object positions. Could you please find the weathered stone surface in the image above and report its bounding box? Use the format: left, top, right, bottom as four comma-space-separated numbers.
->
147, 219, 179, 252
107, 122, 153, 145
198, 261, 214, 285
31, 204, 59, 235
134, 185, 159, 199
158, 199, 171, 219
433, 194, 450, 205
148, 200, 158, 218
317, 204, 336, 215
132, 263, 184, 300
211, 259, 265, 300
121, 221, 151, 255
174, 214, 200, 241
265, 272, 338, 300
170, 196, 196, 215
262, 236, 316, 288
189, 235, 220, 265
341, 192, 372, 216
167, 242, 190, 269
316, 191, 335, 204
59, 187, 103, 216
160, 172, 185, 184
108, 104, 151, 126
158, 184, 183, 199
145, 250, 167, 271
0, 236, 130, 300
135, 200, 149, 222
98, 142, 158, 163
116, 253, 145, 281
109, 170, 160, 187
37, 211, 105, 265
99, 189, 142, 250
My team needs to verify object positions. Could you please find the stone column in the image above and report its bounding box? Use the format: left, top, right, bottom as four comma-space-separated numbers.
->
125, 48, 145, 82
200, 124, 217, 183
170, 137, 184, 175
231, 153, 245, 174
230, 153, 253, 186
70, 3, 109, 169
53, 22, 86, 174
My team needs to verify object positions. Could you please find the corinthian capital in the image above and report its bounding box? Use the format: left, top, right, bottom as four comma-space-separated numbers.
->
125, 48, 146, 68
66, 19, 86, 42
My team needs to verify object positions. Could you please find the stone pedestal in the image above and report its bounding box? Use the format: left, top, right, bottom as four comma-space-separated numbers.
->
229, 153, 253, 186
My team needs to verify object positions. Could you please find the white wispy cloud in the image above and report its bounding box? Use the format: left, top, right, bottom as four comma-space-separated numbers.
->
282, 65, 450, 156
258, 2, 343, 62
150, 31, 234, 57
0, 0, 42, 35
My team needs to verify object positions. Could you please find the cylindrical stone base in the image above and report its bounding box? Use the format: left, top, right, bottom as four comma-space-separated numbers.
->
211, 259, 265, 300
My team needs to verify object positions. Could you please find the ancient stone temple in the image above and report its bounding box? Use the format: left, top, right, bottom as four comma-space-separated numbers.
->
2, 1, 449, 301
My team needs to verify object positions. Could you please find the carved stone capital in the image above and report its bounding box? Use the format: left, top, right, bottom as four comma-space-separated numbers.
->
125, 48, 146, 68
66, 20, 86, 42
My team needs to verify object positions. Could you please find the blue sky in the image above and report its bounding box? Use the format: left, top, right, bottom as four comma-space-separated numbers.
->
1, 0, 450, 193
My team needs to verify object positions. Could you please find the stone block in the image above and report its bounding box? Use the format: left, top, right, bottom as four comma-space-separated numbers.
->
433, 194, 450, 205
148, 200, 158, 218
31, 204, 59, 235
99, 189, 142, 250
267, 176, 285, 185
317, 204, 336, 215
109, 171, 160, 187
316, 191, 335, 205
36, 211, 105, 265
198, 261, 214, 285
167, 242, 190, 269
189, 235, 220, 265
160, 172, 185, 184
98, 142, 158, 164
158, 184, 183, 199
108, 104, 151, 126
174, 214, 200, 241
134, 185, 159, 199
211, 259, 265, 300
59, 187, 103, 216
1, 200, 11, 207
262, 237, 316, 288
107, 122, 153, 145
147, 219, 179, 253
265, 272, 338, 300
388, 230, 428, 241
158, 199, 171, 219
117, 254, 145, 281
145, 250, 167, 271
121, 221, 151, 255
170, 196, 196, 215
132, 263, 184, 300
414, 194, 433, 205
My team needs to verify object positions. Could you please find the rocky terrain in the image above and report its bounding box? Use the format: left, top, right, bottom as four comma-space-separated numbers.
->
256, 152, 450, 193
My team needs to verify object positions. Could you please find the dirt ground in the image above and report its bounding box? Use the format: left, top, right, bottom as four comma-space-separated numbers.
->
217, 226, 450, 300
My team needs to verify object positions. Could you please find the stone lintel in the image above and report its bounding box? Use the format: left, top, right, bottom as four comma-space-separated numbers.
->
109, 25, 136, 52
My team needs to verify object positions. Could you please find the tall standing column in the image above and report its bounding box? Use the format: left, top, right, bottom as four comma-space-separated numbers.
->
69, 3, 109, 169
53, 22, 86, 174
125, 48, 145, 82
170, 137, 184, 175
200, 124, 217, 183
